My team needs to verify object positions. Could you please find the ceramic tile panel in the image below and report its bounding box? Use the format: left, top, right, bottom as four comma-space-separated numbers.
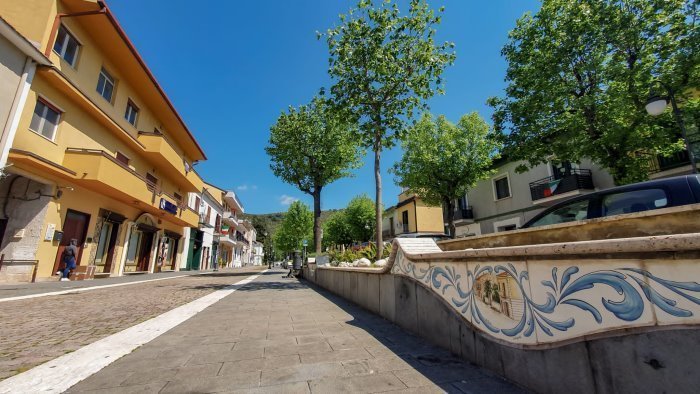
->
526, 259, 655, 344
638, 258, 700, 327
465, 259, 537, 345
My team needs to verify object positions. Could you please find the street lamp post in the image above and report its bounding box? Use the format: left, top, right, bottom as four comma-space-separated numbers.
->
645, 80, 697, 174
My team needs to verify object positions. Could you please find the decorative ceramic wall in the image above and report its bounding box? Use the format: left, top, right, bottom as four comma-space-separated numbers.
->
389, 238, 700, 346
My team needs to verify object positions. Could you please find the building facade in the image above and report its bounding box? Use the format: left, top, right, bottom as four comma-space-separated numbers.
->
220, 189, 244, 268
0, 0, 206, 281
383, 189, 444, 241
447, 159, 618, 237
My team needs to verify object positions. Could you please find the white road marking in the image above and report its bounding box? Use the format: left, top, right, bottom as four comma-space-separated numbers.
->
0, 273, 209, 303
0, 270, 267, 394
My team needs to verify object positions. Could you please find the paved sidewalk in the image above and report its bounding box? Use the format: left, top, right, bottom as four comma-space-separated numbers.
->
67, 269, 524, 393
0, 267, 265, 381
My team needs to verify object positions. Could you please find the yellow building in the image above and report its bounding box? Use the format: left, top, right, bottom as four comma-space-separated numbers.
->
383, 189, 445, 239
0, 0, 206, 281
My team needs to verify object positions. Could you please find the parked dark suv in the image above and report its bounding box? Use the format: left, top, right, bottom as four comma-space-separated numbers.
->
522, 174, 700, 229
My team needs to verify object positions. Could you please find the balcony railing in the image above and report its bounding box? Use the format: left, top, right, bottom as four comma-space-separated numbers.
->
444, 206, 474, 223
529, 169, 594, 201
382, 229, 394, 239
649, 150, 691, 173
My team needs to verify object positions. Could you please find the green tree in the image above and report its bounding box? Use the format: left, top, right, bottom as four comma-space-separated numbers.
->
267, 97, 361, 255
273, 201, 313, 254
344, 195, 376, 243
322, 0, 456, 257
392, 113, 500, 237
323, 211, 354, 248
489, 0, 699, 184
248, 215, 272, 244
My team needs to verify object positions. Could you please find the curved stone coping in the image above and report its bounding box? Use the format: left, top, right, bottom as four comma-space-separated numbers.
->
318, 232, 700, 274
411, 232, 700, 261
438, 202, 700, 250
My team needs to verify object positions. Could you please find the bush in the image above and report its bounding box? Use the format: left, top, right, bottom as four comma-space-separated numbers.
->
328, 243, 391, 264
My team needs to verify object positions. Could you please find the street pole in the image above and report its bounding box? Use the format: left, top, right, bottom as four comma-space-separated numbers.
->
647, 80, 697, 174
668, 90, 697, 174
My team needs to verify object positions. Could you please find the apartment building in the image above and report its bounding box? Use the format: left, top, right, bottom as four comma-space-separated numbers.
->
220, 189, 244, 268
382, 189, 444, 240
181, 183, 224, 271
0, 1, 206, 280
446, 159, 616, 237
446, 143, 700, 238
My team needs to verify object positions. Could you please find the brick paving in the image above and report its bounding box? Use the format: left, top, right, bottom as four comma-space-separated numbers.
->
66, 269, 525, 393
0, 267, 265, 381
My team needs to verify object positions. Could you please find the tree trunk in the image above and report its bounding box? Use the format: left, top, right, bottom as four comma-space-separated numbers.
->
374, 134, 383, 259
444, 198, 456, 239
313, 187, 322, 255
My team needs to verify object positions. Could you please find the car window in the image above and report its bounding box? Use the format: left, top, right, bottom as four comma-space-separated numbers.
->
602, 188, 668, 217
530, 199, 589, 227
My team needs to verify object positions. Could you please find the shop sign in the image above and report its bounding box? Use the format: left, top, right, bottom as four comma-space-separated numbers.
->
159, 198, 178, 215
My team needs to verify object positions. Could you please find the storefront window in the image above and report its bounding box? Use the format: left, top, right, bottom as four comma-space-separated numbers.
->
94, 221, 113, 272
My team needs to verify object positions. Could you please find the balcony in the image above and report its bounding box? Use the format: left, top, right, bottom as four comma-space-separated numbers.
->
63, 149, 199, 227
445, 206, 474, 224
649, 150, 693, 177
530, 169, 594, 205
63, 149, 153, 205
223, 211, 240, 226
137, 132, 200, 192
180, 208, 200, 228
224, 191, 244, 213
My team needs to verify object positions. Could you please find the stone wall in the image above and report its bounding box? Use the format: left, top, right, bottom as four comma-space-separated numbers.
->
0, 175, 51, 261
305, 235, 700, 393
440, 203, 700, 251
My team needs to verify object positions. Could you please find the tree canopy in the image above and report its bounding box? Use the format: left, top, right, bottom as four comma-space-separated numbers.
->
392, 112, 500, 236
344, 194, 376, 243
488, 0, 699, 184
273, 201, 313, 254
266, 96, 361, 254
323, 0, 456, 257
323, 211, 354, 248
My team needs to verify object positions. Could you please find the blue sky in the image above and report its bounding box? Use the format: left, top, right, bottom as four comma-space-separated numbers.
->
109, 0, 540, 214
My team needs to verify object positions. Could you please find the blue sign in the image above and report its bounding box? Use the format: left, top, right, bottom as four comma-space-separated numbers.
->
159, 198, 178, 215
302, 240, 308, 246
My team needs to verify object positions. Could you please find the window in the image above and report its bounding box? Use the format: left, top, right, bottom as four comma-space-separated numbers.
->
29, 98, 61, 140
493, 175, 511, 200
53, 25, 80, 66
194, 196, 201, 210
530, 199, 590, 227
173, 192, 182, 202
602, 189, 668, 217
146, 173, 158, 192
115, 151, 130, 166
125, 100, 139, 126
96, 68, 115, 102
458, 196, 468, 210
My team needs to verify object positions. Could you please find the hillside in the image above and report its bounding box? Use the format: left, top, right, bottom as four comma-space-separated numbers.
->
243, 209, 340, 243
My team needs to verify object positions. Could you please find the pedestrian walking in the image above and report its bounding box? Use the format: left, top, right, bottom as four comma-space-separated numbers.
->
60, 239, 78, 281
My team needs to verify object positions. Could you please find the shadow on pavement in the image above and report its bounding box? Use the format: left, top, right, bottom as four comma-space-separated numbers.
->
191, 271, 261, 278
300, 278, 526, 393
180, 280, 307, 292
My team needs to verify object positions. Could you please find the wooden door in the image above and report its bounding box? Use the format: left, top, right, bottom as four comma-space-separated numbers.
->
53, 209, 90, 274
136, 233, 154, 271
